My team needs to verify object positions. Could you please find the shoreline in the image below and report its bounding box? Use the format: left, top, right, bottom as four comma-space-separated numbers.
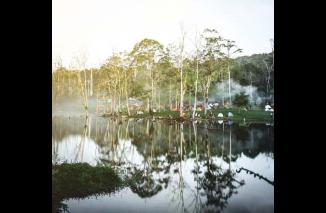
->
100, 108, 274, 124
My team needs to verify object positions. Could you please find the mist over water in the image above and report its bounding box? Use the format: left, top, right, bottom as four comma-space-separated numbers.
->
52, 96, 97, 116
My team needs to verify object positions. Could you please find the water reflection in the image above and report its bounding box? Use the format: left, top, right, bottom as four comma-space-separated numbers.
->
52, 116, 274, 213
236, 167, 274, 186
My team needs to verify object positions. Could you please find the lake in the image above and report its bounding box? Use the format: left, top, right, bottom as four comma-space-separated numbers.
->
52, 115, 274, 213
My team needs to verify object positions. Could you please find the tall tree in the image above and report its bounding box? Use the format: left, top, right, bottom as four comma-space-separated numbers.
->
200, 29, 225, 114
101, 54, 122, 113
72, 52, 89, 115
130, 39, 164, 112
178, 26, 186, 117
191, 31, 202, 119
223, 39, 242, 107
156, 46, 175, 111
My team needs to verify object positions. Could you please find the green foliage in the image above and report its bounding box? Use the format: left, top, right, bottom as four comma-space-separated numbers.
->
129, 81, 148, 99
130, 39, 164, 64
233, 53, 274, 93
155, 110, 180, 118
199, 29, 226, 88
233, 92, 249, 107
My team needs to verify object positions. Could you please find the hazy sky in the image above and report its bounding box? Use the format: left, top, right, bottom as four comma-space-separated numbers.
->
53, 0, 274, 68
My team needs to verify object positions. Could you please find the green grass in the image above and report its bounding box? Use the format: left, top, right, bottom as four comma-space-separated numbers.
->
211, 108, 273, 122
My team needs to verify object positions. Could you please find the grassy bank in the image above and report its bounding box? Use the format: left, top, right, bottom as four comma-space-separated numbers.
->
211, 108, 273, 122
102, 108, 273, 123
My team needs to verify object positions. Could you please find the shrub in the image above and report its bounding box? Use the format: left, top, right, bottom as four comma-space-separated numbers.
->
233, 92, 249, 108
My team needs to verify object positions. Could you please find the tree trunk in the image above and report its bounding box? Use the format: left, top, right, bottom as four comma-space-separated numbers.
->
179, 27, 185, 117
180, 66, 183, 117
180, 123, 184, 160
229, 126, 232, 171
145, 62, 154, 111
68, 74, 71, 96
57, 73, 60, 97
90, 69, 93, 96
192, 57, 199, 119
222, 81, 225, 107
125, 88, 130, 116
249, 72, 253, 105
151, 69, 154, 110
109, 87, 113, 113
169, 80, 172, 110
204, 77, 211, 115
113, 87, 117, 113
84, 70, 87, 98
222, 122, 224, 158
96, 92, 99, 114
175, 92, 178, 111
168, 125, 171, 149
264, 60, 271, 99
158, 89, 161, 112
124, 71, 130, 116
188, 90, 191, 111
205, 89, 209, 115
268, 75, 270, 98
147, 97, 150, 113
78, 70, 88, 114
118, 87, 121, 112
228, 64, 231, 106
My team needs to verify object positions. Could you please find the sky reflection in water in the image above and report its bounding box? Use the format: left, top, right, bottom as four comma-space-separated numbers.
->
52, 116, 274, 213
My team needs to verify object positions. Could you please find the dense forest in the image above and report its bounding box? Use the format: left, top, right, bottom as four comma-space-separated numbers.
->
52, 28, 274, 116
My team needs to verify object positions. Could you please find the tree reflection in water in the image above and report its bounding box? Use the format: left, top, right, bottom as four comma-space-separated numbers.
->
191, 121, 245, 213
126, 166, 163, 198
236, 167, 274, 186
124, 121, 167, 199
52, 116, 273, 213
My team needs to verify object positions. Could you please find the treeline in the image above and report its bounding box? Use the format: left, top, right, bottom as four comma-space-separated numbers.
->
52, 28, 274, 116
233, 53, 274, 96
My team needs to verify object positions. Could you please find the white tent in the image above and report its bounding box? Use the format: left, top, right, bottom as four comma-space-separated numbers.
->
265, 105, 273, 112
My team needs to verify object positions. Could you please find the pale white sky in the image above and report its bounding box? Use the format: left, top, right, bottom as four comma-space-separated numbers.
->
53, 0, 274, 68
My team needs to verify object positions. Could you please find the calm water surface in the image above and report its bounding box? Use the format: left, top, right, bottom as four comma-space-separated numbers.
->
52, 115, 274, 213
